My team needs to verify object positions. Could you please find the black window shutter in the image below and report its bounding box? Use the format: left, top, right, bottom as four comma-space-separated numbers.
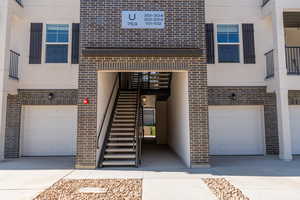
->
29, 23, 43, 64
71, 23, 80, 64
205, 23, 215, 64
242, 24, 256, 64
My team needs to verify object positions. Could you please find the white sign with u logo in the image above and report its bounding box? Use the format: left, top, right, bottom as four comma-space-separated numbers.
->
121, 11, 165, 29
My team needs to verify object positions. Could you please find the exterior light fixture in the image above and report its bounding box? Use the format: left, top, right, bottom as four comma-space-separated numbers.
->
142, 96, 147, 106
48, 92, 54, 100
230, 93, 237, 101
142, 96, 147, 102
83, 97, 89, 105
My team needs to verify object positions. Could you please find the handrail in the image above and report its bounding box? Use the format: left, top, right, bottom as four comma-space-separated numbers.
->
15, 0, 24, 7
97, 74, 119, 148
262, 0, 270, 7
265, 49, 274, 79
135, 73, 143, 167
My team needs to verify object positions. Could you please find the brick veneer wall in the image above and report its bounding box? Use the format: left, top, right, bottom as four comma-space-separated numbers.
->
289, 90, 300, 105
5, 95, 21, 158
80, 0, 205, 49
4, 89, 78, 158
208, 86, 279, 155
79, 0, 207, 168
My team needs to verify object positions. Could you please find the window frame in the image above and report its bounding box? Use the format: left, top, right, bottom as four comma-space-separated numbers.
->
44, 23, 71, 64
216, 24, 242, 64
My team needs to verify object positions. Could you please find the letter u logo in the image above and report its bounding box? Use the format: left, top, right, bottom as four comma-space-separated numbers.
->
129, 14, 136, 21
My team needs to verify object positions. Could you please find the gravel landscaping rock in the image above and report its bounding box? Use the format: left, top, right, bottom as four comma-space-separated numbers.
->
33, 179, 142, 200
203, 178, 250, 200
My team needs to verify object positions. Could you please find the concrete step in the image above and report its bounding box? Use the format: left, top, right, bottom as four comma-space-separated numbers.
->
102, 160, 136, 166
107, 142, 135, 146
114, 117, 136, 121
119, 94, 137, 97
118, 97, 137, 99
120, 91, 137, 94
116, 105, 136, 108
112, 122, 135, 127
111, 127, 135, 132
113, 119, 135, 123
110, 132, 135, 136
119, 94, 137, 99
109, 137, 134, 141
117, 101, 137, 105
106, 148, 135, 153
116, 107, 136, 111
115, 111, 136, 115
104, 154, 136, 159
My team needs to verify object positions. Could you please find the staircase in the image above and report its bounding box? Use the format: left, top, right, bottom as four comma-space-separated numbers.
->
129, 72, 172, 90
147, 72, 172, 89
100, 90, 140, 167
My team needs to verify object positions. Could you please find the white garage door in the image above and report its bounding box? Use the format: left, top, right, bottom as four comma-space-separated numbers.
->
21, 106, 77, 156
289, 106, 300, 155
209, 106, 265, 155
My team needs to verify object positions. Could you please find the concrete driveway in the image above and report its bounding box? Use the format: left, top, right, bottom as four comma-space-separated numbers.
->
0, 156, 300, 200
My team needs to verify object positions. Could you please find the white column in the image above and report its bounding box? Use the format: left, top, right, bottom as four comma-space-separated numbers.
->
0, 0, 9, 161
272, 3, 293, 161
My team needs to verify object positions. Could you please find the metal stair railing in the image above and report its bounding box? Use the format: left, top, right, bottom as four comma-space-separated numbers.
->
97, 74, 120, 167
134, 73, 143, 167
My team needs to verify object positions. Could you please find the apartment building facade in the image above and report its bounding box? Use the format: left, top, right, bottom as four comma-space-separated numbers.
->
0, 0, 299, 168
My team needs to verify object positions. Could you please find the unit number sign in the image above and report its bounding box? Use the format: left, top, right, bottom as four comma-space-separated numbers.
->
121, 11, 165, 29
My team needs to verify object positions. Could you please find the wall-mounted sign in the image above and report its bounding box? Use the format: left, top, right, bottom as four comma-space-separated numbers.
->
122, 11, 165, 29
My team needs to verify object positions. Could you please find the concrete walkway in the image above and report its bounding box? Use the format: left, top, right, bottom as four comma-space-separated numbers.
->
0, 157, 74, 200
0, 154, 300, 200
210, 156, 300, 200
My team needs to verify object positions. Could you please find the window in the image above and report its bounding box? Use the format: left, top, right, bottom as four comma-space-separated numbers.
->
217, 24, 240, 63
45, 24, 69, 63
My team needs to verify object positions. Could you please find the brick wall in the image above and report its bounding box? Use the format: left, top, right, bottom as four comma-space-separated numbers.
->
208, 86, 279, 155
289, 90, 300, 105
80, 0, 205, 49
4, 89, 78, 158
19, 89, 78, 105
5, 95, 21, 158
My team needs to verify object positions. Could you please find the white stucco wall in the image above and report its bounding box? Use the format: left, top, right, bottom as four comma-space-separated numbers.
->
0, 0, 9, 161
96, 72, 118, 164
16, 0, 80, 89
206, 0, 273, 86
167, 72, 190, 167
156, 101, 168, 145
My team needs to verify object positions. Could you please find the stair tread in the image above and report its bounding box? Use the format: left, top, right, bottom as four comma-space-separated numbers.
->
111, 127, 135, 130
107, 142, 135, 146
113, 119, 135, 122
109, 137, 134, 141
102, 160, 136, 166
106, 148, 135, 152
110, 132, 135, 136
104, 154, 136, 159
112, 123, 135, 126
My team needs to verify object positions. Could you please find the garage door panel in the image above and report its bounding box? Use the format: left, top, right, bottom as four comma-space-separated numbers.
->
209, 106, 265, 155
289, 106, 300, 154
21, 106, 77, 156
